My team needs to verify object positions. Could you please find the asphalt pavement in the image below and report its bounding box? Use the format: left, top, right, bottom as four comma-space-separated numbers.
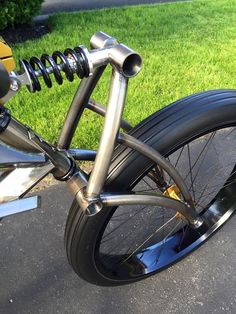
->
41, 0, 190, 14
0, 183, 235, 314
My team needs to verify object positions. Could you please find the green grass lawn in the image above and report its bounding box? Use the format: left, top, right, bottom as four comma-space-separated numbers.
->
7, 0, 236, 148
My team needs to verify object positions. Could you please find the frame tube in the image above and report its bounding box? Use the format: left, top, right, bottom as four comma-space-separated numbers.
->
57, 66, 106, 149
118, 133, 194, 207
68, 148, 96, 161
87, 99, 132, 132
0, 117, 42, 153
100, 192, 200, 225
86, 69, 128, 197
0, 140, 45, 165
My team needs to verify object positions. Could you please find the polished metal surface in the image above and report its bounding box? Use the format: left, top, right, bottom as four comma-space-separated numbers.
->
0, 117, 42, 152
0, 140, 45, 165
27, 129, 72, 179
89, 45, 142, 78
87, 69, 128, 197
90, 32, 142, 77
0, 70, 31, 105
67, 148, 96, 161
100, 192, 185, 209
87, 99, 132, 132
109, 44, 142, 78
67, 169, 88, 197
89, 48, 110, 68
90, 32, 118, 49
0, 162, 53, 203
0, 112, 72, 179
0, 196, 40, 218
57, 31, 140, 149
100, 192, 199, 225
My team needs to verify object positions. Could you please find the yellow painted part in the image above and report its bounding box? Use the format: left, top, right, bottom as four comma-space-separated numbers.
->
1, 57, 15, 72
163, 185, 181, 200
0, 40, 15, 72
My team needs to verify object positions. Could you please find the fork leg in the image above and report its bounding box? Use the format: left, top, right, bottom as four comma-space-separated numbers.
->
86, 69, 128, 197
57, 66, 106, 149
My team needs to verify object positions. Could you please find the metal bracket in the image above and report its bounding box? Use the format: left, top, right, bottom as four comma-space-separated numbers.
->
0, 196, 40, 218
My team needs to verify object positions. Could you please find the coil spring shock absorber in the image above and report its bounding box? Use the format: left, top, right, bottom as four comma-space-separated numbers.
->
20, 46, 91, 92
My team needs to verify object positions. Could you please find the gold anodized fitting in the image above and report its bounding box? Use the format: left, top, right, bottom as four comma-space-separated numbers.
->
164, 185, 187, 221
163, 184, 181, 201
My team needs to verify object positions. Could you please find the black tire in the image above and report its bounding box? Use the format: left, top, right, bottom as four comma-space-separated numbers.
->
65, 90, 236, 286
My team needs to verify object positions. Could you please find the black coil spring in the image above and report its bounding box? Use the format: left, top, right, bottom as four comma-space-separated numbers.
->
21, 46, 90, 92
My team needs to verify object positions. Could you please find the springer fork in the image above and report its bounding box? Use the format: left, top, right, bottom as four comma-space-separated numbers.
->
0, 32, 203, 229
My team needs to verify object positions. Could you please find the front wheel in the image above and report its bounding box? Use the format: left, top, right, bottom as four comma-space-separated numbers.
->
65, 90, 236, 286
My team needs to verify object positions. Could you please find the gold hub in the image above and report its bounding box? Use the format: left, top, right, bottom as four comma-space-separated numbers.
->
163, 185, 186, 220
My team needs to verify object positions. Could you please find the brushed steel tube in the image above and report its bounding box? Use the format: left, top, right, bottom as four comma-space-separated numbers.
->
101, 193, 187, 211
118, 133, 193, 207
57, 66, 106, 149
87, 99, 132, 132
89, 48, 110, 68
0, 118, 41, 153
68, 148, 96, 161
109, 44, 142, 78
100, 193, 201, 225
89, 45, 142, 78
90, 32, 118, 49
87, 69, 128, 197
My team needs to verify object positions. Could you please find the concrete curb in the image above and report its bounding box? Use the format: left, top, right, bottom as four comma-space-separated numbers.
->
33, 14, 50, 24
34, 0, 192, 23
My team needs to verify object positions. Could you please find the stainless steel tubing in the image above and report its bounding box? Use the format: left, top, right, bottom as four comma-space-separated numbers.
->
0, 118, 42, 153
101, 193, 202, 227
90, 32, 142, 78
86, 69, 128, 197
89, 45, 142, 78
57, 66, 106, 149
87, 99, 133, 132
118, 133, 194, 207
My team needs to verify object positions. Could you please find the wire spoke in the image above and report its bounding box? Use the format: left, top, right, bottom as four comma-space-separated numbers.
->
143, 177, 156, 190
182, 131, 216, 183
102, 205, 148, 240
121, 214, 176, 260
174, 146, 185, 168
188, 131, 217, 192
151, 220, 182, 267
195, 168, 236, 207
135, 187, 157, 193
187, 144, 196, 202
120, 214, 178, 265
99, 127, 236, 277
101, 214, 174, 246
